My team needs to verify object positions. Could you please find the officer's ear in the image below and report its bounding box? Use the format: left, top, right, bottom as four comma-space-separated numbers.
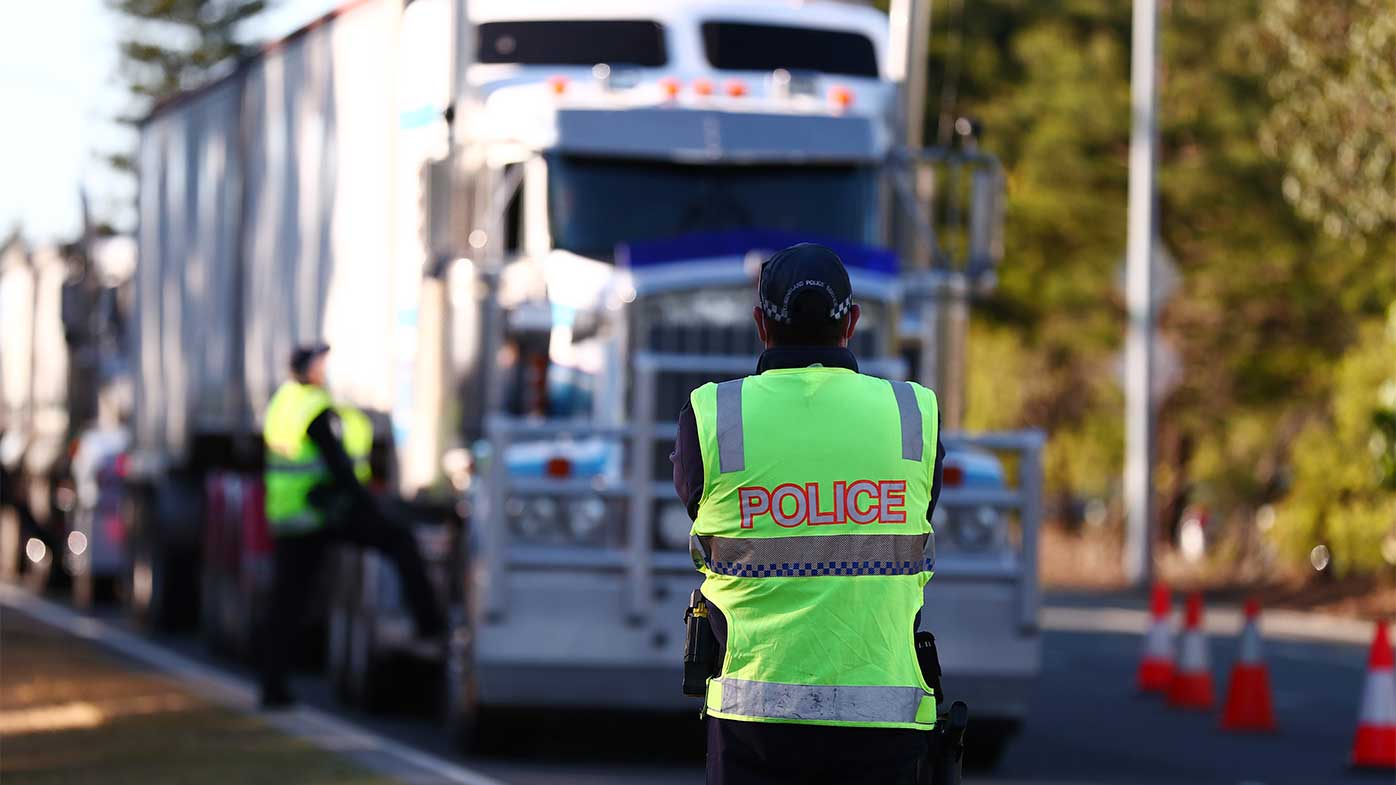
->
753, 306, 771, 347
839, 304, 861, 347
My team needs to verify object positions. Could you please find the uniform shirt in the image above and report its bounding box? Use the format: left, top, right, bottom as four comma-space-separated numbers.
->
670, 345, 946, 523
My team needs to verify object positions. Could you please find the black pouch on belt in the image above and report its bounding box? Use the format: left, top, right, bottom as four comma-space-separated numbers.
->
916, 630, 944, 702
682, 589, 717, 697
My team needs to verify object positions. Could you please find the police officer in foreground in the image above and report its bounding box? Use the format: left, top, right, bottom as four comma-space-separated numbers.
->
259, 343, 446, 709
672, 244, 946, 784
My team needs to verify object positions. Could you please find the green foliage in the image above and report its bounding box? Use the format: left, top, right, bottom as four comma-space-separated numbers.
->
925, 0, 1396, 574
1271, 314, 1396, 576
106, 0, 272, 173
1257, 0, 1396, 239
109, 0, 269, 101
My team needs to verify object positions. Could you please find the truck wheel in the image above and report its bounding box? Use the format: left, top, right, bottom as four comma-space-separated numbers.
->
128, 542, 169, 630
963, 718, 1018, 771
443, 623, 481, 753
346, 610, 387, 710
198, 564, 224, 652
327, 602, 352, 699
231, 575, 258, 660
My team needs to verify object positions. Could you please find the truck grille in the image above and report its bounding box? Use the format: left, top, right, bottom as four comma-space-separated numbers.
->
633, 290, 887, 478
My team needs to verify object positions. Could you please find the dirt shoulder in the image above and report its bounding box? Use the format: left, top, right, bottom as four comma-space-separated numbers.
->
1039, 524, 1395, 621
0, 607, 396, 785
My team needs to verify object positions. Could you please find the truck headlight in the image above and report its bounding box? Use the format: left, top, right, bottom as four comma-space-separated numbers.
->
656, 504, 692, 550
509, 497, 563, 542
951, 505, 1001, 550
567, 497, 607, 543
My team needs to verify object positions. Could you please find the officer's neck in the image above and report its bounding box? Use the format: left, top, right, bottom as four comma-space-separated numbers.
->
756, 345, 859, 374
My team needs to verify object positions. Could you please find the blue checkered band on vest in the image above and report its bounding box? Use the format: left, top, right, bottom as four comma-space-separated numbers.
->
693, 532, 933, 578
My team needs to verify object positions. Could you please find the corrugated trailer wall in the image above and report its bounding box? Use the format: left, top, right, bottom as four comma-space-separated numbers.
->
135, 0, 430, 470
240, 0, 396, 422
134, 79, 244, 463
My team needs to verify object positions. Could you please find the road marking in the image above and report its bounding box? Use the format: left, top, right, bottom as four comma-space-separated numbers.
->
1043, 605, 1372, 647
0, 584, 508, 785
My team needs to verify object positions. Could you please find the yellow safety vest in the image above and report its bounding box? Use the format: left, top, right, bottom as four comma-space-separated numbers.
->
690, 366, 940, 729
263, 381, 333, 534
335, 404, 374, 484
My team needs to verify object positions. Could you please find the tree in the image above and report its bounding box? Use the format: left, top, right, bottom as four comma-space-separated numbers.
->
909, 0, 1394, 577
103, 0, 273, 221
1256, 0, 1396, 240
1272, 307, 1396, 576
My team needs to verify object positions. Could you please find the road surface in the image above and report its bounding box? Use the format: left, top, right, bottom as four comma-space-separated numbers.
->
1, 586, 1383, 785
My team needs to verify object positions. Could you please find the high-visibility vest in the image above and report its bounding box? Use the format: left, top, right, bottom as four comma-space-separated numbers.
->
689, 366, 939, 730
263, 381, 333, 534
335, 404, 373, 484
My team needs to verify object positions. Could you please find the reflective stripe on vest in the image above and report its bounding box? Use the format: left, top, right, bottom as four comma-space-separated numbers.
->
690, 367, 940, 730
716, 379, 745, 473
710, 678, 937, 726
266, 455, 326, 473
889, 380, 924, 461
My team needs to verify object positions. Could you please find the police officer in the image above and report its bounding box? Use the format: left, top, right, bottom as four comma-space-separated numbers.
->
672, 244, 946, 784
259, 343, 446, 708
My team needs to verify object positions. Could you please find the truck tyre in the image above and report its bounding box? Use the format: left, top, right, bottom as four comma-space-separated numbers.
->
229, 573, 257, 660
963, 718, 1018, 771
128, 541, 168, 629
327, 549, 358, 700
346, 607, 388, 710
199, 563, 225, 651
443, 621, 481, 753
327, 601, 352, 698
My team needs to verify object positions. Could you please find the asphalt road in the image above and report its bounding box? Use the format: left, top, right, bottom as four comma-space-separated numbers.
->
14, 589, 1387, 785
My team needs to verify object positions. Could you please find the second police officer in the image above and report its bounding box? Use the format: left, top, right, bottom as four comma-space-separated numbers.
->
259, 343, 447, 708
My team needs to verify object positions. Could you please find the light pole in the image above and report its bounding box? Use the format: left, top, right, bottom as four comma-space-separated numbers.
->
1124, 0, 1158, 586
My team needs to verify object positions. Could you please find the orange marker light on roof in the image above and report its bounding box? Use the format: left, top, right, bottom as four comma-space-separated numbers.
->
659, 77, 681, 100
692, 77, 714, 96
829, 84, 854, 111
724, 79, 748, 98
548, 75, 568, 95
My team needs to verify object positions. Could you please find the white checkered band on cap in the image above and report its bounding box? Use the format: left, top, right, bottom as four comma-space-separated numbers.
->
762, 279, 850, 325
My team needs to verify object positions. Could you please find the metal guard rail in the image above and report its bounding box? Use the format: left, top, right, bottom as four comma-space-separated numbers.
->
477, 357, 1044, 632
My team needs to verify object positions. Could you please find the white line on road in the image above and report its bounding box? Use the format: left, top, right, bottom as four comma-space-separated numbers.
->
0, 583, 509, 785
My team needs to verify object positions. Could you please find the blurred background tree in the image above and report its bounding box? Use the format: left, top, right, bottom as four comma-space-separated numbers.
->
1257, 0, 1395, 241
103, 1, 273, 188
896, 0, 1396, 579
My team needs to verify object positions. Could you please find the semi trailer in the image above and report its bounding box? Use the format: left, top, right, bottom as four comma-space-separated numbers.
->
132, 0, 1043, 764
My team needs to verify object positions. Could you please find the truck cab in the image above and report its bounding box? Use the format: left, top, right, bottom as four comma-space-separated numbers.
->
420, 0, 1043, 760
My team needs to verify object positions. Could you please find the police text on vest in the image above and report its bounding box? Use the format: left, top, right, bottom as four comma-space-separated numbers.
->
738, 481, 907, 528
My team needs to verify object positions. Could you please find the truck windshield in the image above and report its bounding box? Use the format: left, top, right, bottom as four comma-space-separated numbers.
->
546, 156, 879, 259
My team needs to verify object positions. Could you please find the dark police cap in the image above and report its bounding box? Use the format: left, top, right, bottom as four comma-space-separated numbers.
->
289, 343, 330, 375
757, 243, 854, 326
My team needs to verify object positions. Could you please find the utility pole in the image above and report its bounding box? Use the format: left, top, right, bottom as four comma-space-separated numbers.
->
887, 0, 932, 149
1124, 0, 1158, 586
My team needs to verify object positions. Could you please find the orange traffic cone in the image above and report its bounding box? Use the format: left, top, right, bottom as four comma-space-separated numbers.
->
1138, 582, 1174, 693
1168, 592, 1214, 710
1351, 619, 1396, 769
1221, 598, 1275, 731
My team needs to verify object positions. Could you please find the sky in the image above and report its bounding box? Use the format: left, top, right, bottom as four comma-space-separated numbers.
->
0, 0, 338, 244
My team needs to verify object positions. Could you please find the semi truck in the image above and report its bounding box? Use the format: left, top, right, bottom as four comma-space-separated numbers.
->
132, 0, 1043, 764
1, 233, 135, 606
